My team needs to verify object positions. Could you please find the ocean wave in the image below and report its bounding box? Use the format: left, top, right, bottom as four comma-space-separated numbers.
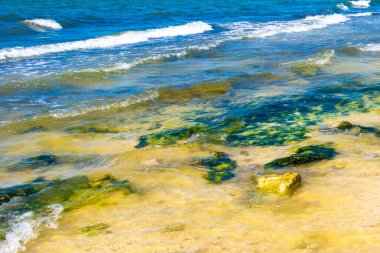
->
349, 0, 371, 9
347, 12, 373, 16
0, 204, 63, 253
44, 90, 159, 119
0, 21, 213, 60
221, 14, 349, 39
336, 3, 350, 11
360, 43, 380, 52
76, 42, 221, 73
21, 19, 63, 31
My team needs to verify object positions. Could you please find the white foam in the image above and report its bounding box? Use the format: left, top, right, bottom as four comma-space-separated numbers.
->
0, 204, 63, 253
46, 90, 159, 119
0, 21, 213, 60
81, 42, 221, 73
350, 0, 371, 9
348, 12, 373, 16
337, 3, 350, 11
222, 14, 349, 39
360, 43, 380, 52
21, 19, 62, 31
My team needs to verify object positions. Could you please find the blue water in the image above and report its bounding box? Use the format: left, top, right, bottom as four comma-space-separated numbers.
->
0, 1, 380, 252
0, 0, 379, 124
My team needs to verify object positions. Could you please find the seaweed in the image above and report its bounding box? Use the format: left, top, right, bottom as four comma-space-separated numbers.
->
9, 155, 59, 171
80, 223, 110, 236
195, 152, 237, 183
135, 126, 204, 148
264, 145, 337, 169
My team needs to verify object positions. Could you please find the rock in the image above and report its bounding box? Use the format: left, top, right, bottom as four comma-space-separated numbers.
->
135, 126, 204, 148
163, 223, 185, 232
255, 172, 301, 195
10, 155, 58, 171
80, 223, 110, 236
195, 152, 237, 183
336, 121, 353, 131
65, 125, 119, 134
19, 125, 48, 134
264, 145, 336, 169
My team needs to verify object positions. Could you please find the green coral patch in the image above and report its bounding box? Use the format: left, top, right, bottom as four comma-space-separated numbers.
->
195, 152, 237, 183
264, 145, 337, 169
136, 126, 204, 148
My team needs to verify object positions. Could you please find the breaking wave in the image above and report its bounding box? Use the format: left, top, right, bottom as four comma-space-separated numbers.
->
0, 21, 213, 60
21, 19, 63, 31
360, 43, 380, 52
349, 0, 371, 9
0, 204, 63, 253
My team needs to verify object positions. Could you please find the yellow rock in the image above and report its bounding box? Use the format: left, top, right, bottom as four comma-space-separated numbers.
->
255, 172, 301, 195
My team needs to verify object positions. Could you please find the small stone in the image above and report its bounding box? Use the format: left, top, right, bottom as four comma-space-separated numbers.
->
163, 223, 185, 232
336, 121, 353, 131
255, 172, 301, 195
80, 223, 110, 236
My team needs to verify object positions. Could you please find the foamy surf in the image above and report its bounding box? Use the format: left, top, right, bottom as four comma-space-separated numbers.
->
336, 3, 350, 11
222, 14, 350, 39
348, 12, 373, 16
0, 204, 63, 253
21, 19, 63, 31
349, 0, 371, 9
0, 21, 213, 60
360, 43, 380, 52
44, 90, 159, 119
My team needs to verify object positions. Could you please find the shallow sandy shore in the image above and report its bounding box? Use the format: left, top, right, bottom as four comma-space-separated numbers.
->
19, 111, 380, 253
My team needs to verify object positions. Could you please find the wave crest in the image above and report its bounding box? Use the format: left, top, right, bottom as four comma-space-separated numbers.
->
0, 21, 212, 60
21, 19, 62, 31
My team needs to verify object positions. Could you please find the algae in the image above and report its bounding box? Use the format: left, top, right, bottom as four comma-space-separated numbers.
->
80, 223, 110, 236
265, 145, 337, 169
136, 126, 204, 148
195, 152, 237, 183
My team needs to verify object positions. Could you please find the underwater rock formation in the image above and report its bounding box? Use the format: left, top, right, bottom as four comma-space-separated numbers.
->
255, 172, 301, 195
195, 152, 237, 183
264, 145, 337, 169
9, 155, 59, 171
136, 126, 204, 148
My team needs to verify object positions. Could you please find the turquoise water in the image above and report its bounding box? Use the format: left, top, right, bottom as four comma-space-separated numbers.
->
0, 0, 380, 252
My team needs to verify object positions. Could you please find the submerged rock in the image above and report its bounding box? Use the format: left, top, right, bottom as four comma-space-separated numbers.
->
136, 126, 204, 148
336, 121, 354, 131
195, 152, 237, 183
334, 121, 379, 135
255, 172, 301, 195
10, 154, 59, 171
19, 125, 48, 134
65, 125, 119, 134
264, 145, 336, 169
80, 223, 110, 236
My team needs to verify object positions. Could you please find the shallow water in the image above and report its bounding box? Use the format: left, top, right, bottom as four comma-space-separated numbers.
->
0, 0, 380, 252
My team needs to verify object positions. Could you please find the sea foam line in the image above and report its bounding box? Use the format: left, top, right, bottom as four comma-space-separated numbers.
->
0, 21, 213, 60
45, 89, 159, 119
21, 19, 63, 31
221, 14, 350, 39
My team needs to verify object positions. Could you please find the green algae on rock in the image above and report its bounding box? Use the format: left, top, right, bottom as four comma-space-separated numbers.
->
136, 126, 204, 148
195, 152, 237, 183
80, 223, 110, 236
255, 172, 301, 195
335, 121, 378, 135
65, 125, 120, 134
9, 155, 59, 171
264, 145, 337, 170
